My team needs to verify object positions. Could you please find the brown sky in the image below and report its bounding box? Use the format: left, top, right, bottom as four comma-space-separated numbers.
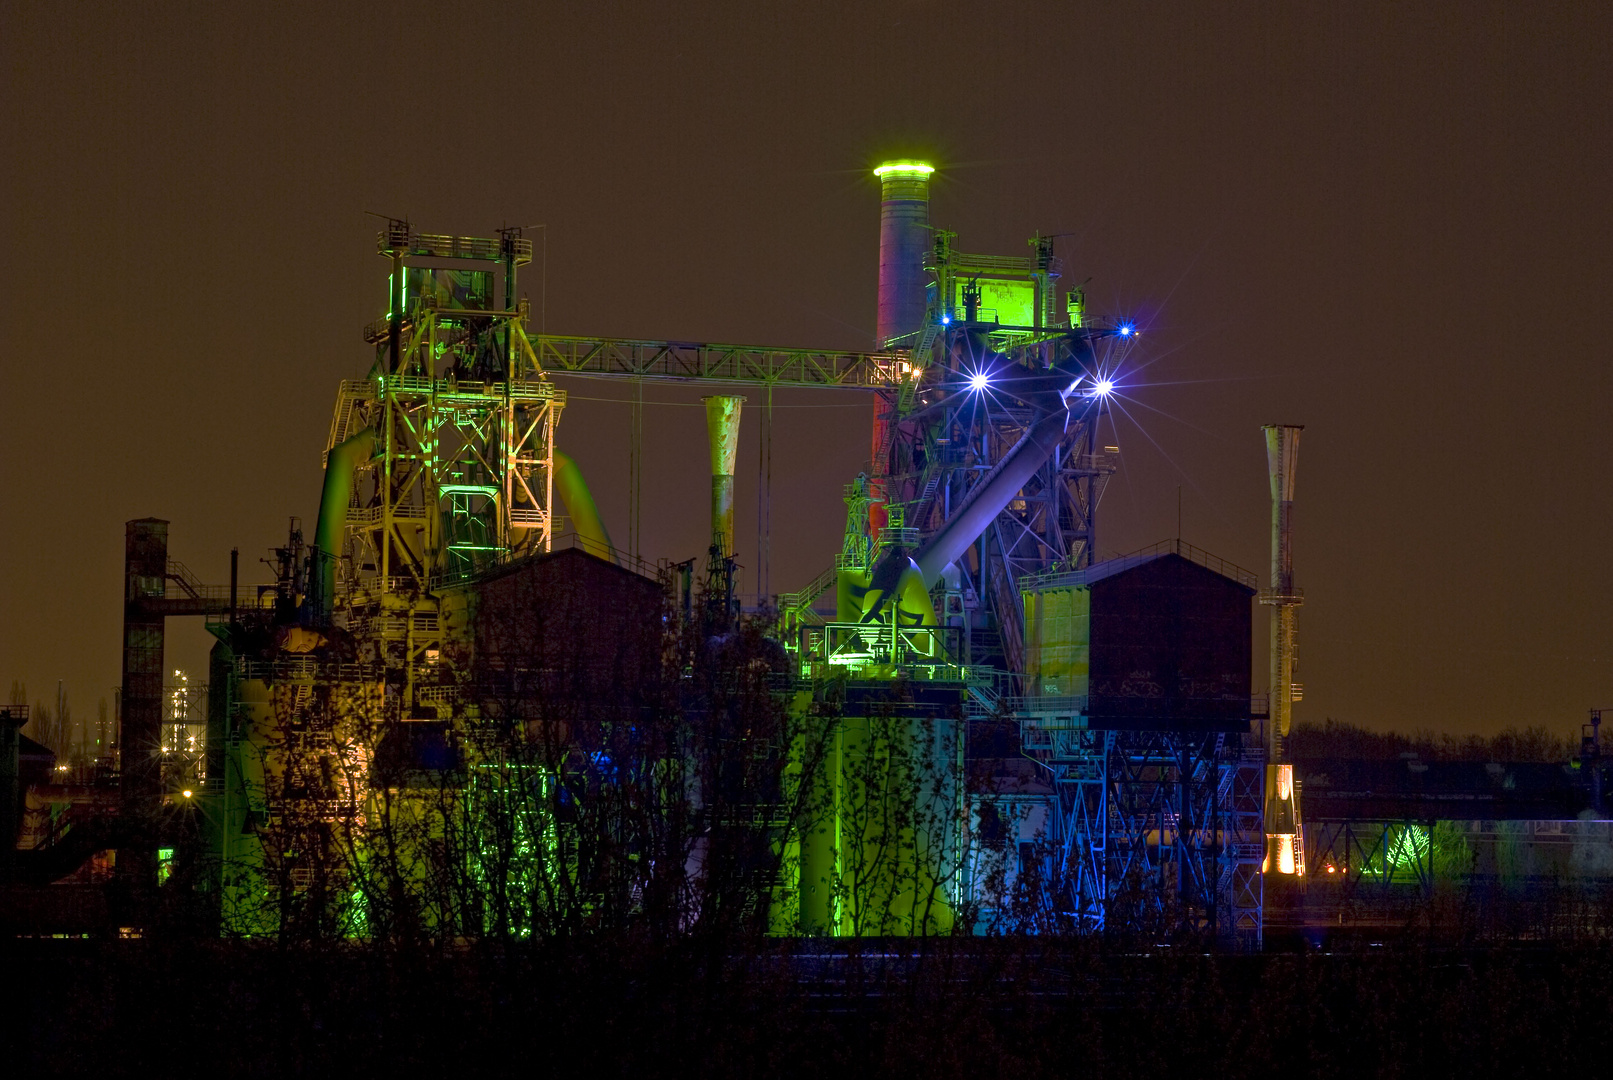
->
3, 1, 1610, 737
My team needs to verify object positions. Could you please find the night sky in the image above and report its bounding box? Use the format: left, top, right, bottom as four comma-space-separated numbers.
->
3, 2, 1609, 737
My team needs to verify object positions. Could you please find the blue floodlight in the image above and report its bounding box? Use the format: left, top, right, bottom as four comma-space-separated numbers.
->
1117, 323, 1136, 338
968, 371, 990, 392
1095, 379, 1114, 396
941, 314, 952, 325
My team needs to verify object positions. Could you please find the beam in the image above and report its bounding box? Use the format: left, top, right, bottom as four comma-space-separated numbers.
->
531, 334, 910, 389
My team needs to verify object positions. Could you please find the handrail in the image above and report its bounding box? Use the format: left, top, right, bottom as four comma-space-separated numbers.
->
430, 531, 662, 591
163, 561, 275, 606
375, 230, 531, 263
1024, 538, 1259, 592
779, 565, 838, 616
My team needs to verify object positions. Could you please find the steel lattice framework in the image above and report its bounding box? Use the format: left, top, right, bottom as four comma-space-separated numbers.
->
328, 226, 914, 707
874, 327, 1124, 674
1020, 685, 1266, 944
328, 225, 563, 706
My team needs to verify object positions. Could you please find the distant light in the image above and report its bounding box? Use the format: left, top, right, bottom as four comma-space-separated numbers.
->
181, 790, 192, 798
968, 372, 990, 392
941, 314, 951, 325
1095, 379, 1114, 396
1117, 323, 1136, 337
874, 160, 935, 179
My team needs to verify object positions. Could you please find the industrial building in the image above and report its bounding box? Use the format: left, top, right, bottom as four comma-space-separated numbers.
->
4, 162, 1607, 946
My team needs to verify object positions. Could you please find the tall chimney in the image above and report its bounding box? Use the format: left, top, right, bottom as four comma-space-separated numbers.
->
1261, 424, 1304, 877
120, 517, 170, 894
874, 161, 933, 349
870, 161, 933, 535
703, 396, 745, 558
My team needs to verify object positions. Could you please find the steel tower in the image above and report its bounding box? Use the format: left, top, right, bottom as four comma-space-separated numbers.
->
324, 222, 563, 709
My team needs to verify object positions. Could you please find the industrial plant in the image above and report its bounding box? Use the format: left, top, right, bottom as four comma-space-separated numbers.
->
3, 162, 1609, 949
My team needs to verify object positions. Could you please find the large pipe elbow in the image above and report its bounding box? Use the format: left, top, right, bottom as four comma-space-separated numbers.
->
314, 428, 375, 606
553, 451, 617, 564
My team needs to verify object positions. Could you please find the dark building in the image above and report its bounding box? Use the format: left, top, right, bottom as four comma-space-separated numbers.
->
468, 544, 670, 717
1085, 551, 1255, 731
1022, 543, 1257, 732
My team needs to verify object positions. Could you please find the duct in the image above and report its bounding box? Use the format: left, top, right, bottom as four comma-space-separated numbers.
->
861, 404, 1067, 614
842, 558, 938, 630
836, 567, 871, 623
703, 396, 744, 558
553, 451, 616, 563
916, 409, 1068, 586
894, 558, 939, 628
861, 338, 1099, 619
313, 428, 374, 614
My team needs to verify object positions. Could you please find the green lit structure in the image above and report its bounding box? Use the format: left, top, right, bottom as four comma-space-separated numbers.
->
88, 163, 1278, 944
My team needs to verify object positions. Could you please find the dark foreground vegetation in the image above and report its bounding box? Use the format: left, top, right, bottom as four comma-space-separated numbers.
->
9, 933, 1613, 1078
1290, 718, 1577, 763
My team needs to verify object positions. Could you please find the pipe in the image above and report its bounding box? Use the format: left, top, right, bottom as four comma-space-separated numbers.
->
703, 396, 744, 558
913, 408, 1069, 587
553, 451, 616, 563
861, 339, 1099, 619
860, 407, 1062, 624
314, 428, 375, 612
894, 558, 939, 628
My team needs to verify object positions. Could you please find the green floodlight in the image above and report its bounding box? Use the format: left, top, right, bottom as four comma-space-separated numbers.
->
873, 160, 935, 179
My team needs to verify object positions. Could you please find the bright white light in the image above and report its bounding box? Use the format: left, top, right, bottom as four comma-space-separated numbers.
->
968, 371, 990, 392
941, 314, 951, 325
1095, 379, 1114, 396
1118, 323, 1136, 337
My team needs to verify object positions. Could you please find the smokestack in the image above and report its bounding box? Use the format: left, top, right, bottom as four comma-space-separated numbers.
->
120, 517, 170, 894
703, 396, 745, 558
869, 161, 933, 535
1264, 424, 1303, 750
874, 160, 933, 349
1261, 424, 1304, 878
